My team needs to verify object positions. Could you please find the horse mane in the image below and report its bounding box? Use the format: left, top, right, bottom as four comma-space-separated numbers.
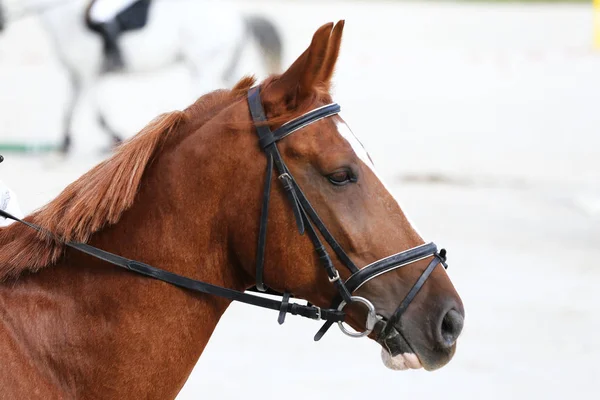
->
0, 76, 257, 281
0, 73, 332, 281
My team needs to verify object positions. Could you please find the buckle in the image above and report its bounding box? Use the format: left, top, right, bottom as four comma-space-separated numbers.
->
328, 269, 340, 283
278, 172, 292, 183
438, 249, 448, 269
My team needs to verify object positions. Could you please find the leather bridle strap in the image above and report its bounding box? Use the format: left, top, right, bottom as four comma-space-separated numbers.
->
258, 104, 343, 148
378, 250, 446, 339
313, 243, 447, 341
248, 90, 303, 291
288, 180, 359, 274
344, 243, 440, 293
0, 209, 345, 325
247, 87, 356, 302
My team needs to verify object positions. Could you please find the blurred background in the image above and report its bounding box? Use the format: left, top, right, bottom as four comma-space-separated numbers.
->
1, 0, 599, 398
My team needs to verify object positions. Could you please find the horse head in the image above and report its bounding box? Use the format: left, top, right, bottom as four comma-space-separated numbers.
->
213, 21, 465, 371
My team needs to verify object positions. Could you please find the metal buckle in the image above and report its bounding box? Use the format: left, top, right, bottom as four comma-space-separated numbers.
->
315, 306, 321, 320
278, 172, 292, 182
328, 269, 340, 283
336, 296, 381, 338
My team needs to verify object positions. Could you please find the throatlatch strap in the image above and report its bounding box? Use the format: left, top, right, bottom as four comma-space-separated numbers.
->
271, 146, 304, 234
300, 209, 352, 304
255, 152, 274, 291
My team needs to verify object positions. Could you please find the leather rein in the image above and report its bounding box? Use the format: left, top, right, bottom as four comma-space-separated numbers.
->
0, 86, 448, 342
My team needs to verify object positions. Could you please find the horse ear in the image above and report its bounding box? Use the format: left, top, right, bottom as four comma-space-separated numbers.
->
265, 21, 344, 107
318, 20, 345, 89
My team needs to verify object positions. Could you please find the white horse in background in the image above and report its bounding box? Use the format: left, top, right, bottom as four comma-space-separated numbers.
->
0, 0, 283, 153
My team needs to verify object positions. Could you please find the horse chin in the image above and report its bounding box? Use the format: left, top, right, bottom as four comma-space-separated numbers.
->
377, 327, 423, 371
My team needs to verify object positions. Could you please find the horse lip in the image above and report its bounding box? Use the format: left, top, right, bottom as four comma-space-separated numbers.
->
376, 324, 415, 358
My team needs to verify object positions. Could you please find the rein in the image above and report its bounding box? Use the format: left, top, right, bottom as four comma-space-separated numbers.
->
1, 87, 448, 342
0, 209, 344, 325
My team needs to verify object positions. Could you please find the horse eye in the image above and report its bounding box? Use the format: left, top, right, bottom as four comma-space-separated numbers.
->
327, 170, 356, 186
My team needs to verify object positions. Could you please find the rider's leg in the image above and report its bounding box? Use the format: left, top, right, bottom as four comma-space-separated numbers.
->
88, 0, 141, 72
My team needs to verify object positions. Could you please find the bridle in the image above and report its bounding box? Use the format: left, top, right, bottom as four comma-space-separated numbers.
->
247, 87, 447, 340
0, 86, 448, 344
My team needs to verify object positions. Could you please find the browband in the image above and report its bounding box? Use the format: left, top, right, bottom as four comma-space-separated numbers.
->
257, 103, 341, 149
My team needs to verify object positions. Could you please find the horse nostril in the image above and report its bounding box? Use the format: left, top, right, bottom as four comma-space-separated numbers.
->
439, 309, 464, 348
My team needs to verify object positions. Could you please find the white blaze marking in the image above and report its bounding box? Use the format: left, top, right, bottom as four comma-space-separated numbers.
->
334, 119, 422, 237
335, 118, 424, 370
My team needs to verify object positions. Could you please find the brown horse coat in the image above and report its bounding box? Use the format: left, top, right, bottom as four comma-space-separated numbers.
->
0, 21, 463, 399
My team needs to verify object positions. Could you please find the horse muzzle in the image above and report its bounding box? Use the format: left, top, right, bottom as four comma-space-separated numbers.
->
376, 297, 465, 371
314, 243, 449, 340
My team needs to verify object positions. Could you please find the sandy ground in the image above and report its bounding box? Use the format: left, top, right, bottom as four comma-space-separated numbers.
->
0, 1, 599, 399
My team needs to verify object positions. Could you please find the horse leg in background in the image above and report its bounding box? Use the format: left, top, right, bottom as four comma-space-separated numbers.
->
220, 26, 247, 85
62, 76, 120, 154
181, 37, 236, 96
0, 2, 5, 32
97, 111, 122, 149
68, 67, 125, 153
221, 15, 283, 85
179, 10, 250, 94
244, 16, 283, 74
38, 1, 123, 155
60, 72, 114, 155
60, 66, 81, 154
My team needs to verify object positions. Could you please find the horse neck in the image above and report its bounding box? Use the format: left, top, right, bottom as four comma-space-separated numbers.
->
6, 127, 252, 398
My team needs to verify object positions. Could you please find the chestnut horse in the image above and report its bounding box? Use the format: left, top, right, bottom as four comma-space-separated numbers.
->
0, 21, 464, 399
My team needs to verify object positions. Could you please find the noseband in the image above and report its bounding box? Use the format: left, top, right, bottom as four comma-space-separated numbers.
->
1, 86, 448, 344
